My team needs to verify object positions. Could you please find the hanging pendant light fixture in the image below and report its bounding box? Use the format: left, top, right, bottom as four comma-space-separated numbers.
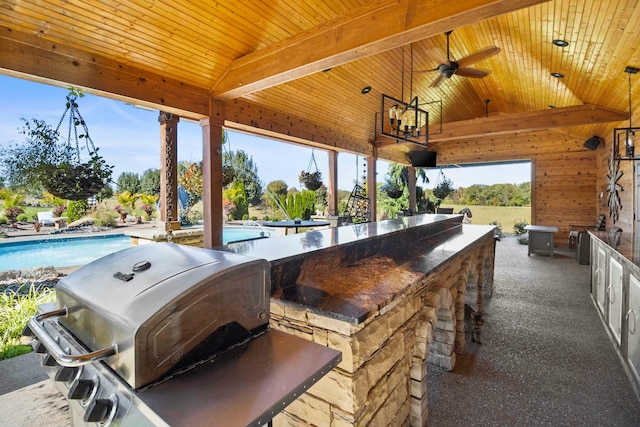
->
613, 66, 640, 160
379, 44, 429, 146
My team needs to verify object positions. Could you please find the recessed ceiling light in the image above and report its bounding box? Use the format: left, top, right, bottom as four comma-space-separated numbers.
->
551, 72, 564, 78
322, 68, 332, 73
361, 86, 372, 94
549, 105, 557, 109
552, 39, 569, 47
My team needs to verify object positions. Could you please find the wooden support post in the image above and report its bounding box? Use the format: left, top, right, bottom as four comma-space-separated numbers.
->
367, 155, 377, 222
159, 112, 181, 232
328, 151, 338, 216
408, 167, 417, 212
201, 118, 224, 248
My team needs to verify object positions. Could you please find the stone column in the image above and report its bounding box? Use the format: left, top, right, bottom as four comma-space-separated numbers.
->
159, 112, 181, 231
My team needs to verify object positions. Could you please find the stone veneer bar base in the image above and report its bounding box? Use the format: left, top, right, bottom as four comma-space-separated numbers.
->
268, 228, 496, 426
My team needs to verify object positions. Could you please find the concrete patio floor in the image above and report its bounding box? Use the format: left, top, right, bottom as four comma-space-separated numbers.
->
1, 235, 639, 425
427, 236, 640, 425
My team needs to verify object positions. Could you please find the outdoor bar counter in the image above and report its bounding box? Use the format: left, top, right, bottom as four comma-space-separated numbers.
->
589, 231, 640, 397
223, 214, 497, 426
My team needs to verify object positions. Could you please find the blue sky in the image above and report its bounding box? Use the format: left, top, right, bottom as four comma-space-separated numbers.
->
0, 74, 530, 191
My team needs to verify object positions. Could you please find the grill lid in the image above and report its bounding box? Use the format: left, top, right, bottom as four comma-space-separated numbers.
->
54, 243, 270, 388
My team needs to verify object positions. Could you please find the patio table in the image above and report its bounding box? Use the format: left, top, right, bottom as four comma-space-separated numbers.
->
525, 225, 558, 257
263, 220, 330, 235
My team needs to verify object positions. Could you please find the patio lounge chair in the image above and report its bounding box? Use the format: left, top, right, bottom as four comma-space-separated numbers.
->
37, 211, 68, 229
37, 211, 55, 226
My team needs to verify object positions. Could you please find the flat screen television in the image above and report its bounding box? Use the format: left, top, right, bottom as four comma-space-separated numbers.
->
409, 151, 437, 167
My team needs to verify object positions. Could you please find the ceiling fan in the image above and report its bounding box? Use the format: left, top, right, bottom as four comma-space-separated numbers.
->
414, 30, 501, 88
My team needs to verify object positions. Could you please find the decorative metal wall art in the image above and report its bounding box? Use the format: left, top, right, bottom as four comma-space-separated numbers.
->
607, 154, 623, 223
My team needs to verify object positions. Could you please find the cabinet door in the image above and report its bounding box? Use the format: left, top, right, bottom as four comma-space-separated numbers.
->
628, 275, 640, 384
595, 247, 607, 313
609, 258, 623, 345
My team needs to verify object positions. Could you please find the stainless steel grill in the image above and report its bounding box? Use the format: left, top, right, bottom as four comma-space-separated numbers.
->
24, 243, 271, 425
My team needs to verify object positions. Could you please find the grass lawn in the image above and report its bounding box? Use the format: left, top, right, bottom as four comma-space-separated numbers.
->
439, 204, 531, 234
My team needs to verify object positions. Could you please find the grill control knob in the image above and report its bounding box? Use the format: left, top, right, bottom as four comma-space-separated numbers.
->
84, 398, 113, 423
68, 379, 95, 401
54, 366, 79, 382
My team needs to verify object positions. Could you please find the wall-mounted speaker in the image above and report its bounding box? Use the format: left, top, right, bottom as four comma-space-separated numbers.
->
409, 151, 437, 167
584, 136, 602, 150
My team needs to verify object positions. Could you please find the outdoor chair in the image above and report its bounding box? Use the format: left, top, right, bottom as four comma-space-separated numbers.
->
37, 211, 55, 226
568, 214, 606, 249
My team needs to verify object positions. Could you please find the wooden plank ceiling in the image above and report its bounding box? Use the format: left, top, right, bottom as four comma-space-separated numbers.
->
1, 0, 640, 164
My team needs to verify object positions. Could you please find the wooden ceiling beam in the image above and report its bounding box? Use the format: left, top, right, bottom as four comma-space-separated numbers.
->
215, 98, 373, 157
212, 0, 550, 100
374, 104, 627, 146
0, 26, 209, 118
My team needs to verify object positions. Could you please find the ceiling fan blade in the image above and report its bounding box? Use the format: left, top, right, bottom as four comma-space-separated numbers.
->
426, 47, 449, 66
457, 46, 501, 68
429, 73, 447, 88
456, 67, 490, 78
411, 68, 439, 75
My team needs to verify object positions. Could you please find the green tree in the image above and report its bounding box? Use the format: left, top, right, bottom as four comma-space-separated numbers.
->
223, 149, 263, 206
264, 180, 289, 215
0, 119, 58, 192
281, 189, 316, 220
179, 161, 203, 218
116, 172, 140, 194
139, 168, 160, 196
0, 93, 113, 200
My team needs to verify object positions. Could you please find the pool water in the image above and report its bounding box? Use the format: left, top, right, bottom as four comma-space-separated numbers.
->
0, 227, 270, 270
0, 234, 131, 270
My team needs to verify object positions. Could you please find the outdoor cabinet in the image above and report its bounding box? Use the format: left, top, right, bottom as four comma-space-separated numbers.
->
609, 257, 623, 345
590, 233, 640, 394
594, 246, 607, 315
628, 274, 640, 386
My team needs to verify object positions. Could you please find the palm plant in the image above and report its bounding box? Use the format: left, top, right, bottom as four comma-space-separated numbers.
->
0, 189, 25, 224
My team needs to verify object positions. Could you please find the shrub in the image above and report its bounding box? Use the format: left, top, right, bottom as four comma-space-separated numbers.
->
490, 220, 504, 240
92, 207, 117, 227
52, 205, 66, 217
1, 285, 56, 360
0, 217, 7, 225
513, 220, 529, 245
251, 216, 258, 221
180, 210, 203, 226
16, 213, 30, 222
242, 214, 249, 220
67, 199, 88, 223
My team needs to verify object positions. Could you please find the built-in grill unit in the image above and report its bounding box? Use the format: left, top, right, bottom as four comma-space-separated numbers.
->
24, 243, 341, 427
23, 242, 341, 426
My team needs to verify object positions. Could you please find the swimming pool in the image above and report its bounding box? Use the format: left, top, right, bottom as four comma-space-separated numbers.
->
0, 234, 132, 270
0, 227, 271, 270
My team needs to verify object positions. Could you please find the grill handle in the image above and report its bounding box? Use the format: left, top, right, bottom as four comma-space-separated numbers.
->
27, 308, 117, 367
